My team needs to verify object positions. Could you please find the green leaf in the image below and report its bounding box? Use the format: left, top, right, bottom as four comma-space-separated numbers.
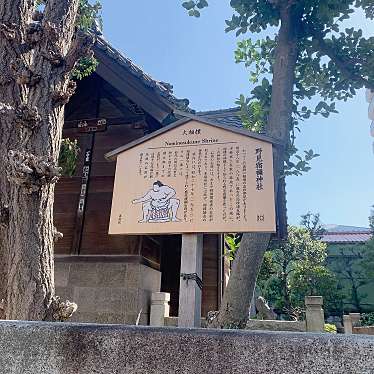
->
182, 1, 195, 10
197, 0, 208, 9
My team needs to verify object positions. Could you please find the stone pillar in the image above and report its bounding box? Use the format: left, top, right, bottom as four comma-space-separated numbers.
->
343, 315, 353, 334
305, 296, 324, 333
349, 313, 361, 328
150, 292, 170, 327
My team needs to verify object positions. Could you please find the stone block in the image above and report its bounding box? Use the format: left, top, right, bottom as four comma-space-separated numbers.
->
96, 313, 127, 324
139, 290, 152, 312
349, 313, 361, 327
343, 315, 353, 334
125, 312, 149, 326
122, 289, 139, 314
305, 296, 323, 306
140, 265, 161, 291
55, 287, 74, 303
72, 287, 97, 314
1, 321, 374, 373
150, 292, 170, 327
125, 264, 141, 289
95, 288, 125, 314
70, 312, 99, 323
151, 292, 170, 303
246, 320, 306, 333
305, 296, 325, 332
54, 263, 71, 288
69, 263, 100, 287
96, 263, 127, 287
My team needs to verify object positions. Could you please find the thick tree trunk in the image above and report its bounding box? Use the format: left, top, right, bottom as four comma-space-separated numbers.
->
0, 0, 32, 320
214, 3, 302, 328
0, 0, 82, 320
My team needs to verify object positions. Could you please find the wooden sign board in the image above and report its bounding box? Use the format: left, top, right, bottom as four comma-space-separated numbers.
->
78, 118, 107, 133
108, 119, 276, 235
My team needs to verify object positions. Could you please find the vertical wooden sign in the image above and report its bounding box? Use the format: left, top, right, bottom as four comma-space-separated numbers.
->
71, 148, 93, 254
106, 117, 278, 328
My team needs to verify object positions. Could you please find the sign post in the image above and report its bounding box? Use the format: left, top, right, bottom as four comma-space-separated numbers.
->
106, 117, 277, 328
178, 233, 203, 327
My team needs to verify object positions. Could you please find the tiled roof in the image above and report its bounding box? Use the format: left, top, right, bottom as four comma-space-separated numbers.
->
322, 233, 372, 244
322, 225, 372, 243
324, 224, 372, 233
197, 107, 244, 129
94, 37, 191, 112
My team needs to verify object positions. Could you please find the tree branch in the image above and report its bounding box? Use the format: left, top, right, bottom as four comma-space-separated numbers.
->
0, 0, 36, 31
310, 27, 374, 90
43, 0, 80, 56
65, 31, 95, 73
7, 150, 61, 193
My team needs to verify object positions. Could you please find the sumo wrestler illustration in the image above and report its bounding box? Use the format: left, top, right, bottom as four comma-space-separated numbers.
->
132, 181, 181, 223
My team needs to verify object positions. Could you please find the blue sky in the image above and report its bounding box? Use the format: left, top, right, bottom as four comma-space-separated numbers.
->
100, 0, 373, 227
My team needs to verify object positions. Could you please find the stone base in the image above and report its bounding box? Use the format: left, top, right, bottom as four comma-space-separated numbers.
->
1, 321, 374, 374
246, 319, 306, 332
55, 258, 161, 325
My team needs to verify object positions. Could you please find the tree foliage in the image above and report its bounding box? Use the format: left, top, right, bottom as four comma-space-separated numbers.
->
181, 0, 374, 329
361, 312, 374, 326
329, 244, 370, 312
300, 212, 326, 239
37, 0, 102, 80
58, 139, 80, 177
258, 225, 342, 319
358, 208, 374, 295
184, 0, 374, 177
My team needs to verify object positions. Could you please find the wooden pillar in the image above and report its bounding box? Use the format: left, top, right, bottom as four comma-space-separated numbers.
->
178, 233, 203, 328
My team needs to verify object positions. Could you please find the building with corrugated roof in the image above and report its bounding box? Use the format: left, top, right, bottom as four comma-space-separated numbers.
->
322, 225, 373, 313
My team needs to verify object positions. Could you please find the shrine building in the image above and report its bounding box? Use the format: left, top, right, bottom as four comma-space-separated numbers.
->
54, 36, 272, 324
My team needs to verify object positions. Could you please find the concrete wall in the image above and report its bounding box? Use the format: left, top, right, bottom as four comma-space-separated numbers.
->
1, 321, 374, 374
55, 260, 161, 325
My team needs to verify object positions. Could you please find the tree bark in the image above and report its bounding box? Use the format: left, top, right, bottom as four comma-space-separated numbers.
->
213, 2, 302, 328
0, 0, 82, 320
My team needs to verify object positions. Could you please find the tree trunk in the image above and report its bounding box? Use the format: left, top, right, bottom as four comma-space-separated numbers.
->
214, 233, 271, 328
214, 3, 302, 328
0, 0, 83, 320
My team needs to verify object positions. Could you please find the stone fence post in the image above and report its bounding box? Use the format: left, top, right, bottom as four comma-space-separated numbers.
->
150, 292, 170, 327
344, 313, 361, 334
305, 296, 324, 333
350, 313, 361, 327
343, 315, 353, 334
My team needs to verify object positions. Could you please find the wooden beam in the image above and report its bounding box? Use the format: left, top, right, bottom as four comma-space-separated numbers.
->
94, 49, 172, 123
64, 116, 146, 129
178, 233, 203, 328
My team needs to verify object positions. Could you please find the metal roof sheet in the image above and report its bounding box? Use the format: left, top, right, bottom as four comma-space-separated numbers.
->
322, 233, 372, 243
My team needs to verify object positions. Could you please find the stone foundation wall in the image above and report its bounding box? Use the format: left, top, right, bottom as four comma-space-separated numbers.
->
354, 326, 374, 335
246, 319, 306, 332
0, 321, 374, 374
55, 258, 161, 325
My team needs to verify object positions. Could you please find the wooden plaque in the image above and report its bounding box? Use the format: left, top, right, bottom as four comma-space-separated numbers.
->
77, 118, 107, 133
109, 119, 276, 235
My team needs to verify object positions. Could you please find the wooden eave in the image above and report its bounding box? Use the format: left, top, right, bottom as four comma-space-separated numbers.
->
93, 46, 173, 123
